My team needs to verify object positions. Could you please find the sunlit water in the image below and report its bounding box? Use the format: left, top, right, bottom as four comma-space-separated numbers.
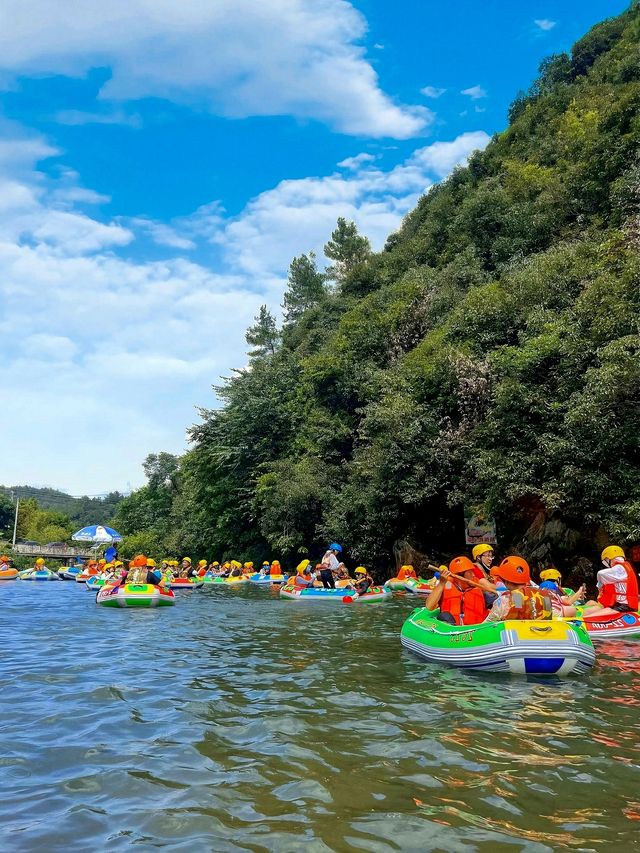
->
1, 583, 639, 852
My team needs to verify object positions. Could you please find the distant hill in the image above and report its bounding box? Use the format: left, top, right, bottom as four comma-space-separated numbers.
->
0, 485, 125, 528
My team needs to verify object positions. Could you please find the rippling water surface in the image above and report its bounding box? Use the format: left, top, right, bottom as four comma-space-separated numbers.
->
1, 582, 639, 851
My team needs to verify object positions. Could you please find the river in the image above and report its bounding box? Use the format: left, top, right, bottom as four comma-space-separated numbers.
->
1, 583, 638, 851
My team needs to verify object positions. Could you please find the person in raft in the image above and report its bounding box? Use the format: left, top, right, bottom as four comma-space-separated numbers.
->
270, 560, 282, 576
397, 565, 417, 581
336, 563, 351, 582
425, 557, 488, 625
320, 543, 342, 589
119, 556, 161, 586
484, 557, 551, 622
538, 568, 585, 618
470, 544, 499, 607
352, 567, 374, 595
293, 560, 316, 589
582, 546, 639, 618
33, 557, 48, 572
179, 557, 198, 579
229, 561, 243, 578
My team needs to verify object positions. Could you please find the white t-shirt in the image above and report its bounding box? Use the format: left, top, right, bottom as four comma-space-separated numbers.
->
596, 564, 628, 588
322, 551, 340, 571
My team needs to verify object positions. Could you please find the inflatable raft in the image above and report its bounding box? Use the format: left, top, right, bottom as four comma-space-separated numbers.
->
280, 584, 391, 603
0, 567, 18, 580
86, 575, 109, 590
249, 572, 288, 585
208, 575, 248, 586
58, 566, 83, 581
403, 577, 436, 595
164, 577, 204, 590
96, 583, 175, 608
385, 577, 411, 591
18, 569, 59, 581
401, 608, 595, 675
579, 611, 640, 640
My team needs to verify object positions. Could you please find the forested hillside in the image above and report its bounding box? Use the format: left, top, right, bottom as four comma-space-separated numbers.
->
117, 6, 639, 570
0, 486, 124, 542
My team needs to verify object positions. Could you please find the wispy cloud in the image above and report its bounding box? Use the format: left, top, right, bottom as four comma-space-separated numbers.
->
461, 85, 487, 100
420, 86, 446, 98
534, 19, 556, 31
337, 152, 376, 170
55, 109, 142, 128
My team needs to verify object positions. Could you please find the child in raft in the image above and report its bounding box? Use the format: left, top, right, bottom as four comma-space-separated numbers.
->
538, 568, 585, 618
294, 560, 316, 589
351, 567, 374, 595
485, 557, 551, 622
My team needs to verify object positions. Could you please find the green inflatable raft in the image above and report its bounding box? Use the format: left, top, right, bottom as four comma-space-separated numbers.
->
400, 607, 595, 676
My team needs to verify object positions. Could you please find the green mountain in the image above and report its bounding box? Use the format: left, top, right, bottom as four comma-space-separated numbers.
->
117, 6, 640, 571
0, 486, 124, 531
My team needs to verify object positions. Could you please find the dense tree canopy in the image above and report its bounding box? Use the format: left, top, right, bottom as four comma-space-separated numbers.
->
114, 6, 640, 572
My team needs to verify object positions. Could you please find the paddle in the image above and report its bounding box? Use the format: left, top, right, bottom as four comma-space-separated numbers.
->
424, 563, 490, 593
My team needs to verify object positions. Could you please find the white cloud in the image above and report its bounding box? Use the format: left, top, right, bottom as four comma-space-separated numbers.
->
213, 130, 491, 275
461, 85, 487, 100
420, 86, 446, 98
534, 19, 556, 31
0, 123, 490, 492
0, 0, 428, 138
131, 218, 197, 251
337, 152, 376, 170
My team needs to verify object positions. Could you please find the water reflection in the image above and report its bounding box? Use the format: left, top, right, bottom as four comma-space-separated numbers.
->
0, 583, 639, 850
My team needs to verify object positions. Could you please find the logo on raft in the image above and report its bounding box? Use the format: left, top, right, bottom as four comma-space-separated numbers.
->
587, 616, 638, 630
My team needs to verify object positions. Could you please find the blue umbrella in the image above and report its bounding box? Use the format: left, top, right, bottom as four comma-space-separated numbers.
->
72, 524, 123, 543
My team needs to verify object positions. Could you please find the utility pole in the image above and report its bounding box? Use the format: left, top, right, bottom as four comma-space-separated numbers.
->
12, 497, 19, 547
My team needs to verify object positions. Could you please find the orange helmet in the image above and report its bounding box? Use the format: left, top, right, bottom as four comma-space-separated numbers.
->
0, 555, 9, 563
449, 556, 475, 575
492, 556, 530, 585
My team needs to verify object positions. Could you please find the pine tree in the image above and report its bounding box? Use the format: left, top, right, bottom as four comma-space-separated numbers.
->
282, 252, 327, 324
324, 217, 371, 282
245, 305, 280, 358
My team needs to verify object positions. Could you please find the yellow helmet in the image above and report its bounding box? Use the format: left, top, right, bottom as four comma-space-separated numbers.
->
198, 560, 207, 566
182, 557, 192, 564
355, 566, 367, 575
540, 568, 562, 581
296, 559, 310, 574
35, 557, 45, 566
472, 544, 494, 560
601, 545, 625, 562
212, 561, 220, 567
115, 561, 123, 567
146, 559, 156, 568
98, 558, 106, 564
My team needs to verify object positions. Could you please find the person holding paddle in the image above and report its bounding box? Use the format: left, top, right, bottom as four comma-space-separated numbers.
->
425, 556, 488, 626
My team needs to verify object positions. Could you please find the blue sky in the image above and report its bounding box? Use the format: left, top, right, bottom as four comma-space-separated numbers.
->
0, 0, 627, 495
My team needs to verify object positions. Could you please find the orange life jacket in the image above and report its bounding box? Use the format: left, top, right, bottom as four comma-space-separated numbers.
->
398, 566, 417, 580
504, 586, 551, 620
440, 581, 487, 626
294, 574, 313, 589
598, 561, 639, 610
